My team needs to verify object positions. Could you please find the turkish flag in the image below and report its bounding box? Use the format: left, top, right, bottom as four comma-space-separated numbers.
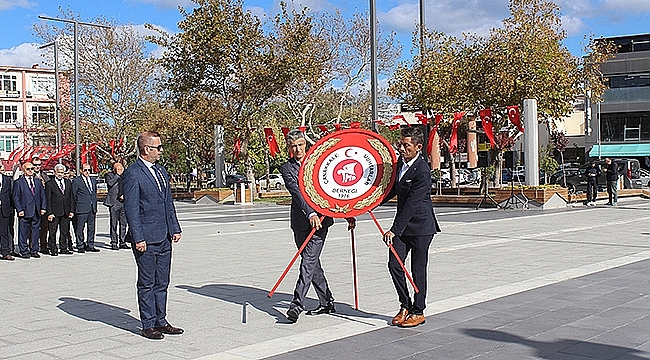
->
427, 114, 443, 154
298, 126, 307, 133
264, 128, 280, 157
110, 139, 116, 157
392, 114, 411, 127
449, 112, 465, 155
317, 125, 329, 134
88, 142, 99, 173
80, 143, 88, 164
415, 113, 428, 125
507, 105, 524, 132
281, 127, 290, 139
333, 124, 342, 131
479, 109, 496, 147
232, 138, 241, 160
350, 122, 361, 129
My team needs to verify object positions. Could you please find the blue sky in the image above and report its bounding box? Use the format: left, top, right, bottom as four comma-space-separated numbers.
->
1, 0, 649, 68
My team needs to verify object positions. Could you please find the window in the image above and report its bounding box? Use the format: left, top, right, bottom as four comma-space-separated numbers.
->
1, 75, 17, 91
0, 135, 18, 153
31, 105, 55, 125
606, 73, 650, 88
2, 105, 17, 123
32, 135, 55, 146
601, 112, 650, 142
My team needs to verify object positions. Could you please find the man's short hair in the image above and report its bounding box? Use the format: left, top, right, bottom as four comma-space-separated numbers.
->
286, 129, 305, 145
400, 126, 425, 146
137, 131, 160, 154
54, 164, 66, 172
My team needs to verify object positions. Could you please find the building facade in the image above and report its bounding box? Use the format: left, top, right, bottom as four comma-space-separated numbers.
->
0, 64, 61, 162
585, 34, 650, 168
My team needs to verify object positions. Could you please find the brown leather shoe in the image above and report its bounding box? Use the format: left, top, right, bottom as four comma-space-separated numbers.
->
154, 324, 184, 335
399, 314, 425, 327
391, 308, 409, 326
141, 328, 164, 339
2, 254, 15, 261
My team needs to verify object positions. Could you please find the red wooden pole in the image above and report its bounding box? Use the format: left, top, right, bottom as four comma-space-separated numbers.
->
350, 228, 359, 310
268, 216, 324, 298
368, 210, 419, 293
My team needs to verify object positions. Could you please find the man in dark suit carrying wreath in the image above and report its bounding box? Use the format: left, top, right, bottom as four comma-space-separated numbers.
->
382, 127, 440, 328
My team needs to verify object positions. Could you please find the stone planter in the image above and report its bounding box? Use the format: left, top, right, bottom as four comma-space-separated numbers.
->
193, 189, 233, 202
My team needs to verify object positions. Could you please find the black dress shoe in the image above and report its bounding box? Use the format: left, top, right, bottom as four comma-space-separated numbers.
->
141, 328, 164, 340
59, 249, 73, 255
77, 248, 85, 253
111, 244, 119, 250
50, 251, 58, 256
286, 307, 300, 323
154, 324, 184, 335
19, 253, 30, 259
306, 303, 336, 315
119, 243, 130, 249
39, 250, 49, 255
31, 253, 41, 258
86, 247, 100, 252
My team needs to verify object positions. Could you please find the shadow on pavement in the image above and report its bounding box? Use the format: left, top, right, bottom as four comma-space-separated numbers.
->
177, 284, 391, 324
57, 297, 141, 335
463, 329, 648, 359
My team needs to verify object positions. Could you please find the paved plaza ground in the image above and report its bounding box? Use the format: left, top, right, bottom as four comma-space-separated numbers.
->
0, 197, 649, 359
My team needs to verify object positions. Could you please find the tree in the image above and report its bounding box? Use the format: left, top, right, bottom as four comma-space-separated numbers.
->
34, 7, 158, 166
150, 0, 324, 186
550, 129, 569, 187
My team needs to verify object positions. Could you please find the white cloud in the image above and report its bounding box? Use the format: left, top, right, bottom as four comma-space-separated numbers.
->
0, 43, 45, 68
561, 15, 584, 36
379, 0, 509, 37
603, 0, 650, 12
132, 0, 195, 9
0, 0, 35, 11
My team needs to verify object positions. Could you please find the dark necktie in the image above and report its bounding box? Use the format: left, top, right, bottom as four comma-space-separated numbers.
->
85, 177, 93, 193
59, 179, 65, 192
153, 165, 165, 192
28, 177, 35, 195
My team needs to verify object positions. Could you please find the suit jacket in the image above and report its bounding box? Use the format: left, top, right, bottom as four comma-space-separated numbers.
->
123, 158, 181, 244
280, 157, 333, 234
45, 177, 75, 217
0, 174, 13, 218
12, 175, 47, 218
103, 171, 122, 207
72, 175, 98, 214
384, 154, 440, 237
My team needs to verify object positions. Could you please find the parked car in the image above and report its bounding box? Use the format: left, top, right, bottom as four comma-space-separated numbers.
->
551, 158, 641, 192
225, 174, 249, 189
632, 167, 650, 189
258, 173, 285, 190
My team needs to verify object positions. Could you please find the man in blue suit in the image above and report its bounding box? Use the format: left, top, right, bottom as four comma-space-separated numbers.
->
383, 127, 440, 328
123, 131, 182, 340
12, 162, 47, 258
72, 163, 99, 252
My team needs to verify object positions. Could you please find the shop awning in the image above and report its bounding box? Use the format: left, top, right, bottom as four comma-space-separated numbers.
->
588, 143, 650, 157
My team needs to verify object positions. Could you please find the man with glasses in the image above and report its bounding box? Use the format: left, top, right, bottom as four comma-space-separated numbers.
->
12, 162, 47, 258
124, 131, 183, 340
72, 164, 99, 253
32, 157, 51, 255
45, 164, 75, 256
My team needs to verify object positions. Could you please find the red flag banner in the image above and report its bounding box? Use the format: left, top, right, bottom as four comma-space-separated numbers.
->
281, 127, 290, 139
415, 113, 428, 125
333, 124, 342, 132
232, 138, 241, 160
479, 109, 496, 147
298, 126, 307, 133
88, 143, 99, 173
8, 146, 23, 161
110, 139, 116, 157
317, 125, 329, 135
427, 114, 443, 154
81, 143, 88, 164
264, 128, 280, 157
350, 122, 361, 129
392, 114, 411, 127
449, 112, 465, 155
507, 105, 524, 132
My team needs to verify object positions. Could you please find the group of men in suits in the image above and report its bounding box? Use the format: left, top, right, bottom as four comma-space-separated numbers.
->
0, 158, 114, 260
280, 127, 440, 328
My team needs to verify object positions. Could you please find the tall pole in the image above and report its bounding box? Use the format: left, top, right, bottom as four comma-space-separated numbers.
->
370, 0, 378, 133
419, 0, 425, 52
38, 15, 110, 174
38, 41, 61, 151
74, 21, 80, 174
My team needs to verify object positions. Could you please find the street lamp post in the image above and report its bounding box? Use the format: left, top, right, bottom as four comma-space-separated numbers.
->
370, 0, 378, 132
38, 41, 61, 153
38, 15, 110, 174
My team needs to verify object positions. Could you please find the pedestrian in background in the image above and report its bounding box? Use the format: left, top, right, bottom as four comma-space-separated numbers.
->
603, 158, 618, 206
104, 162, 129, 250
585, 161, 600, 206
